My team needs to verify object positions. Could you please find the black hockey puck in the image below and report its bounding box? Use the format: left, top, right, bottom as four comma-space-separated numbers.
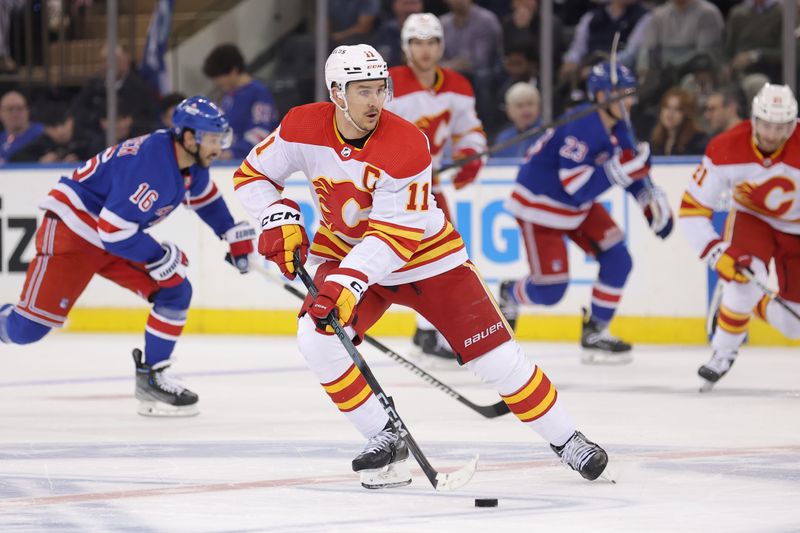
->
474, 498, 498, 507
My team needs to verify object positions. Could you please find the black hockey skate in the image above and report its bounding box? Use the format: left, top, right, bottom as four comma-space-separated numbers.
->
698, 349, 738, 392
412, 327, 456, 362
352, 421, 411, 489
551, 431, 609, 481
580, 308, 632, 364
497, 280, 519, 331
133, 349, 199, 417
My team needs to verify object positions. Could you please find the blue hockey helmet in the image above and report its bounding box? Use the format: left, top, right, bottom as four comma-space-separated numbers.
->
586, 62, 636, 101
172, 96, 233, 149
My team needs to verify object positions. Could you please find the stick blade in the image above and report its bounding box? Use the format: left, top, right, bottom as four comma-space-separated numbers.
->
434, 454, 479, 491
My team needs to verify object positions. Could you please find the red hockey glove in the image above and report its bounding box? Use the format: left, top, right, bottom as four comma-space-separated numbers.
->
257, 199, 309, 280
703, 240, 753, 283
637, 185, 674, 239
452, 148, 483, 190
147, 242, 189, 288
308, 268, 369, 329
223, 221, 256, 274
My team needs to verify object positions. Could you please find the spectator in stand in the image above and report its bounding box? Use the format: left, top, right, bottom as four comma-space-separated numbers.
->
371, 0, 423, 67
441, 0, 504, 132
703, 86, 744, 135
72, 43, 157, 139
10, 103, 90, 163
85, 101, 135, 156
493, 82, 542, 158
637, 0, 724, 79
0, 91, 43, 164
559, 0, 650, 90
649, 87, 708, 156
158, 92, 187, 130
329, 0, 381, 46
724, 0, 783, 84
501, 0, 565, 65
203, 44, 278, 160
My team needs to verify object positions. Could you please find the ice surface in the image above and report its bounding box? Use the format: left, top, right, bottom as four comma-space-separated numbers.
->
1, 333, 798, 532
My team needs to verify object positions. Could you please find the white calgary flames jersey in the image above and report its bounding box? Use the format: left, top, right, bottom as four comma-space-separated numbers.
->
680, 120, 800, 256
385, 66, 486, 173
234, 102, 467, 286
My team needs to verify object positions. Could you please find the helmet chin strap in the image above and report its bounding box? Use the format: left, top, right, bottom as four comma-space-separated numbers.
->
332, 85, 370, 135
178, 131, 205, 168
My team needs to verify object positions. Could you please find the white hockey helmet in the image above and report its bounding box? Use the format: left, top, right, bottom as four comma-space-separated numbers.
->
752, 83, 798, 124
751, 83, 798, 147
324, 44, 389, 101
401, 13, 445, 54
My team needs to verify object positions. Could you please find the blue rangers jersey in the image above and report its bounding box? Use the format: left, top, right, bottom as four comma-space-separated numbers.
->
221, 79, 279, 160
39, 130, 235, 263
506, 103, 642, 229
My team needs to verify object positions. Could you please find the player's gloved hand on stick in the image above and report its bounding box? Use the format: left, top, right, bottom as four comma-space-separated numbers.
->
258, 199, 309, 280
452, 148, 483, 190
636, 185, 674, 239
308, 268, 368, 329
703, 240, 753, 283
147, 241, 189, 288
605, 142, 651, 187
223, 221, 256, 274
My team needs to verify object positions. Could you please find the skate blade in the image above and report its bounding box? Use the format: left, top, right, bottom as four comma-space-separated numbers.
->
359, 459, 412, 489
137, 400, 199, 417
698, 380, 716, 393
580, 350, 633, 365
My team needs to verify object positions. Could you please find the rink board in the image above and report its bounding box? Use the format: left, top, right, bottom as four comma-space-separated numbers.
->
0, 159, 795, 345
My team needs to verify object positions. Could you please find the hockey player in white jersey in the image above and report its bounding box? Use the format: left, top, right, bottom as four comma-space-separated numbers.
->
679, 83, 800, 389
234, 44, 609, 489
385, 12, 488, 362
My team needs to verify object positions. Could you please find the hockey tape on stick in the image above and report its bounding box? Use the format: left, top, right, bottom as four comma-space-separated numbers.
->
742, 269, 800, 323
250, 257, 510, 418
437, 87, 637, 173
293, 250, 479, 491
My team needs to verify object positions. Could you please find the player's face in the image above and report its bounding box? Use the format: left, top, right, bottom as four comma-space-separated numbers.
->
753, 117, 794, 153
601, 89, 635, 120
344, 80, 388, 131
407, 38, 443, 71
195, 131, 231, 167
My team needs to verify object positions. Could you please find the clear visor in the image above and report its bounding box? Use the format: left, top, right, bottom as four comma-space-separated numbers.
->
344, 78, 393, 104
195, 127, 233, 151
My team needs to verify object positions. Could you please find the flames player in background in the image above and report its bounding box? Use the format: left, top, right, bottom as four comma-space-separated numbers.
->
384, 13, 487, 362
235, 44, 609, 489
0, 97, 256, 417
679, 83, 800, 388
497, 63, 674, 364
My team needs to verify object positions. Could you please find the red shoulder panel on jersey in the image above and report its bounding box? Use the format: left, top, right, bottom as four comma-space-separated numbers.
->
388, 65, 420, 98
704, 121, 755, 165
438, 68, 475, 97
278, 102, 336, 146
353, 110, 432, 178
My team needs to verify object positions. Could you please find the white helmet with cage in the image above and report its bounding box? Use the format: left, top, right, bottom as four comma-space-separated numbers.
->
401, 13, 445, 55
751, 83, 798, 148
325, 44, 390, 102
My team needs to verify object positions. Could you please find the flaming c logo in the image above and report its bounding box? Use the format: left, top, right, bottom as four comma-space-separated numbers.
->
313, 176, 374, 238
415, 110, 451, 155
734, 176, 797, 217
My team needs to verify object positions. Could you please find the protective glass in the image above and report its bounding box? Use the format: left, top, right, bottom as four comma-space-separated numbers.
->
346, 78, 393, 104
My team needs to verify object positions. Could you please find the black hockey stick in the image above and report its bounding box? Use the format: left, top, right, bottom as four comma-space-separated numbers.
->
437, 87, 637, 173
293, 251, 479, 491
742, 269, 800, 322
250, 259, 510, 418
